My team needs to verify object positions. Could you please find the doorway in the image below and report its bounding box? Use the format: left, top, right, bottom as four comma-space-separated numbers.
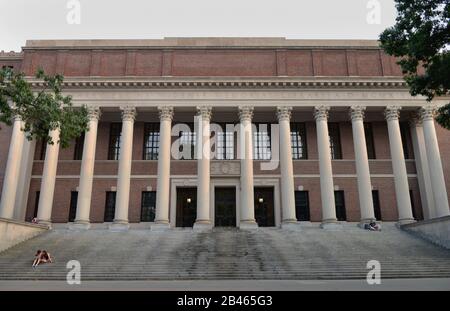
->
215, 187, 236, 227
176, 187, 197, 227
254, 187, 275, 227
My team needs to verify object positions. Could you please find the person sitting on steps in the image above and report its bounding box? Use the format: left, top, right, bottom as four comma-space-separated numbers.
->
32, 250, 53, 268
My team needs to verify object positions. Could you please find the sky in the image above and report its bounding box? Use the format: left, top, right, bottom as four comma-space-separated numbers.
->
0, 0, 397, 51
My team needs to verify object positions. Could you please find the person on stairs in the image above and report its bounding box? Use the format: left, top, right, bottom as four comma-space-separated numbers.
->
32, 250, 53, 268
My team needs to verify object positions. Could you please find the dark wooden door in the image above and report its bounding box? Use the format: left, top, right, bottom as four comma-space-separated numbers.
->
215, 187, 236, 227
254, 187, 275, 227
68, 191, 78, 222
295, 191, 310, 221
176, 187, 197, 227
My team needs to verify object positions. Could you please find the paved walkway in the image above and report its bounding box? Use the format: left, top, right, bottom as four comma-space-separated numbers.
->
1, 278, 449, 291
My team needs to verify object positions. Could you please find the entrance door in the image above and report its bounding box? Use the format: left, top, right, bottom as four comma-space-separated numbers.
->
176, 187, 197, 227
215, 187, 236, 227
254, 187, 275, 227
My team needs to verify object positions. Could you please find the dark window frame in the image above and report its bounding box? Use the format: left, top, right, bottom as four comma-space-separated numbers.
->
364, 122, 376, 160
334, 190, 347, 221
141, 191, 157, 222
104, 191, 116, 222
108, 123, 122, 160
328, 123, 342, 160
73, 133, 85, 160
400, 122, 411, 159
253, 123, 272, 160
291, 122, 308, 160
214, 123, 235, 160
143, 123, 160, 160
295, 190, 310, 221
68, 191, 78, 222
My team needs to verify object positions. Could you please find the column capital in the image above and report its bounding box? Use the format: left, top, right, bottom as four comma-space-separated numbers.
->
420, 105, 437, 121
196, 106, 212, 121
276, 106, 292, 122
120, 106, 136, 121
238, 106, 254, 122
314, 105, 330, 121
349, 105, 366, 121
158, 106, 174, 121
12, 114, 22, 122
385, 106, 401, 121
86, 106, 101, 121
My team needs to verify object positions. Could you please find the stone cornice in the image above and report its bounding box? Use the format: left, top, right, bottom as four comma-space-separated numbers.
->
27, 77, 409, 90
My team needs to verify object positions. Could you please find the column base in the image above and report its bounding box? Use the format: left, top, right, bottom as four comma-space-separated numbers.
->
239, 220, 258, 230
69, 221, 91, 230
193, 221, 213, 231
151, 222, 171, 231
320, 221, 343, 230
109, 220, 130, 232
281, 220, 301, 231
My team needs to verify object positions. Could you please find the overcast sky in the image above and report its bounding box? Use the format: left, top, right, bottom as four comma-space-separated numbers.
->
0, 0, 397, 51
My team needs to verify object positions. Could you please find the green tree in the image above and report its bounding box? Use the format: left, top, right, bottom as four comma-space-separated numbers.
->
0, 67, 88, 148
379, 0, 450, 129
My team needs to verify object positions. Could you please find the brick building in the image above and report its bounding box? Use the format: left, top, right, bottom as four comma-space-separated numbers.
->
0, 38, 449, 230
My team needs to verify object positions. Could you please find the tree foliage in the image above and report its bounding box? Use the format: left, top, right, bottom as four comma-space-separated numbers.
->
0, 67, 88, 148
379, 0, 450, 129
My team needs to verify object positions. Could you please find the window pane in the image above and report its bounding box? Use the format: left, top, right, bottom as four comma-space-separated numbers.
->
328, 123, 342, 160
364, 123, 376, 160
108, 123, 122, 160
253, 124, 271, 160
291, 123, 307, 159
74, 133, 85, 160
143, 123, 160, 160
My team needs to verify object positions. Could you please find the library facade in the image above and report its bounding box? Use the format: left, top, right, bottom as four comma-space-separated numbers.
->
0, 38, 449, 230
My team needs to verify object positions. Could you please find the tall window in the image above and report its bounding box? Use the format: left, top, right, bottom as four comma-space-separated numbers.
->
73, 133, 85, 160
39, 140, 46, 160
253, 123, 271, 160
291, 123, 307, 159
334, 190, 347, 221
68, 191, 78, 222
108, 123, 122, 160
364, 123, 376, 159
141, 191, 156, 222
178, 123, 196, 160
104, 191, 116, 222
143, 123, 160, 160
400, 122, 411, 159
295, 191, 310, 221
215, 123, 235, 160
328, 123, 342, 160
372, 190, 382, 221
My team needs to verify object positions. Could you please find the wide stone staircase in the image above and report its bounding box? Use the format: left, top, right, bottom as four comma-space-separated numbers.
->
0, 224, 449, 280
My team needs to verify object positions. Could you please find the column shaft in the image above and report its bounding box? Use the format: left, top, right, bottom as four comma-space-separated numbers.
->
112, 107, 136, 229
154, 107, 173, 226
314, 106, 337, 225
195, 106, 212, 228
385, 106, 414, 224
410, 118, 435, 219
0, 116, 25, 219
421, 106, 450, 217
277, 107, 297, 224
74, 107, 100, 227
239, 106, 257, 228
350, 106, 375, 223
37, 128, 61, 224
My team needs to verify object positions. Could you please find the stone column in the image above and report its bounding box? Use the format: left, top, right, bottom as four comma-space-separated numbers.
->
0, 116, 25, 219
153, 106, 174, 230
350, 106, 376, 225
385, 106, 415, 225
194, 106, 212, 230
238, 106, 258, 229
277, 106, 298, 227
111, 106, 136, 231
409, 115, 435, 220
314, 106, 339, 229
37, 127, 61, 226
73, 107, 101, 229
421, 106, 450, 218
